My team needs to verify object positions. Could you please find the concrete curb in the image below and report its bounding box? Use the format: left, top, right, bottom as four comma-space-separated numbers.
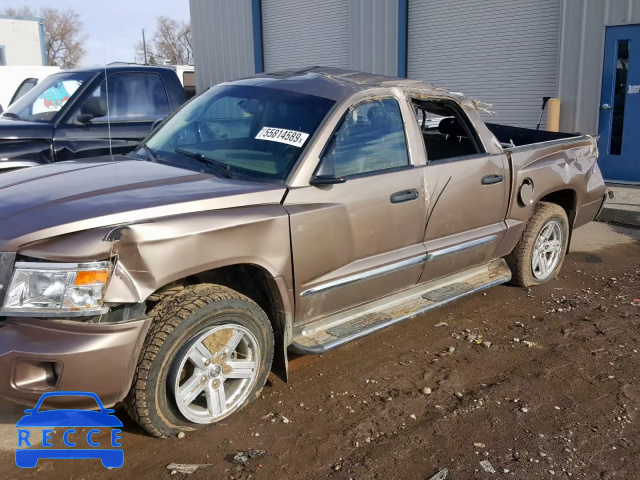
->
597, 207, 640, 227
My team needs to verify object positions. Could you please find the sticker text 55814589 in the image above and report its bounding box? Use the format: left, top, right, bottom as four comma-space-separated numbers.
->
255, 127, 310, 147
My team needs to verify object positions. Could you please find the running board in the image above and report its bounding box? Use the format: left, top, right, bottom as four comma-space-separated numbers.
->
290, 259, 511, 354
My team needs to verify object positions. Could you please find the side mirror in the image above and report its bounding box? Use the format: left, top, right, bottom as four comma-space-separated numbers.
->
310, 175, 346, 186
151, 117, 165, 131
77, 97, 108, 123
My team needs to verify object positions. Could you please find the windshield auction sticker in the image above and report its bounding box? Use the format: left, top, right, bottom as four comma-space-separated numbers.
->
255, 127, 309, 147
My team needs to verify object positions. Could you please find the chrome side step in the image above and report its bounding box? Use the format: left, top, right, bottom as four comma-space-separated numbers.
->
290, 259, 511, 354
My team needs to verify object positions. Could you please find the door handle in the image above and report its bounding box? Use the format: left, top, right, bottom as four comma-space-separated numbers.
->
481, 174, 504, 185
390, 188, 419, 203
601, 103, 612, 110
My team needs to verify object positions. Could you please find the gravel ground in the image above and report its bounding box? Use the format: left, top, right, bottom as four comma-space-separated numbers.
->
1, 221, 639, 480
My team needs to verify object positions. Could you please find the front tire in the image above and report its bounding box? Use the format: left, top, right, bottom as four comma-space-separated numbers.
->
506, 202, 569, 287
125, 284, 274, 438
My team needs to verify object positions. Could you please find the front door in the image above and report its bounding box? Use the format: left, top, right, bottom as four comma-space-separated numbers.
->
598, 25, 640, 183
284, 98, 427, 324
54, 71, 171, 161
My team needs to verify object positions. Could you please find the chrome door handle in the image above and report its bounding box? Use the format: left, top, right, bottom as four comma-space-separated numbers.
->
601, 104, 612, 110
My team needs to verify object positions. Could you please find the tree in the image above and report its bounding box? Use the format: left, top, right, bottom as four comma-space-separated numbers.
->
3, 6, 86, 68
41, 8, 86, 68
136, 16, 192, 65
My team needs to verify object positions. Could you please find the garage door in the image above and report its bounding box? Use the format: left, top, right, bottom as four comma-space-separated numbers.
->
408, 0, 561, 128
262, 0, 350, 72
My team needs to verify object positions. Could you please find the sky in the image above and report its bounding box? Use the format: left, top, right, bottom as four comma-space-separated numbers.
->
0, 0, 191, 66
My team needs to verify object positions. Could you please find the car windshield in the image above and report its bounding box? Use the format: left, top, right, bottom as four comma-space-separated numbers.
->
142, 84, 336, 184
2, 71, 94, 122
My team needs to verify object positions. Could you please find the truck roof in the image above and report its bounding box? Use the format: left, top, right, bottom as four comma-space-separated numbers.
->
62, 63, 182, 75
231, 66, 457, 102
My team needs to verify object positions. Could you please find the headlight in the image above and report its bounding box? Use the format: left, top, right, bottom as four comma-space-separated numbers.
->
2, 261, 111, 316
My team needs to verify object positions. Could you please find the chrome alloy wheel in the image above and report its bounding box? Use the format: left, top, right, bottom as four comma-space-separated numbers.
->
531, 220, 563, 280
170, 325, 260, 424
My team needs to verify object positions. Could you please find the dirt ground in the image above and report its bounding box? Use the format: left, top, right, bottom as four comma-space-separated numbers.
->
1, 222, 639, 480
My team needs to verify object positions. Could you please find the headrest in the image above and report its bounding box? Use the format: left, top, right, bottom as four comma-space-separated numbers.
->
438, 117, 467, 137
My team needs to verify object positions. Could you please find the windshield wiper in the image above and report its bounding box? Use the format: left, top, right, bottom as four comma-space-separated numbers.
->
1, 112, 20, 119
174, 148, 233, 179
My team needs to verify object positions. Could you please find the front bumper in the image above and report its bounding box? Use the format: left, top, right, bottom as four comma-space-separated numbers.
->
0, 316, 150, 408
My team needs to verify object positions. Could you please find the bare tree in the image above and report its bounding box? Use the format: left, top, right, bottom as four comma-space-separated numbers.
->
3, 6, 86, 68
41, 8, 86, 68
3, 6, 36, 17
136, 16, 192, 65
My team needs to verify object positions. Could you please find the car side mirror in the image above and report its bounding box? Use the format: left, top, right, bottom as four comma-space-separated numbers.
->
151, 117, 165, 131
310, 175, 346, 186
77, 97, 108, 123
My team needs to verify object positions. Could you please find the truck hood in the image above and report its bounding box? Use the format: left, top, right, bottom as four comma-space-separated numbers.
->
0, 117, 54, 140
0, 158, 287, 251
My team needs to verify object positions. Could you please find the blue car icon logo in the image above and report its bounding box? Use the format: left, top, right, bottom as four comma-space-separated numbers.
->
15, 391, 124, 468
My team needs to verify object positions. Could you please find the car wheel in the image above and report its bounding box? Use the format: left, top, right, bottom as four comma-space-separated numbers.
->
124, 284, 274, 438
506, 202, 569, 287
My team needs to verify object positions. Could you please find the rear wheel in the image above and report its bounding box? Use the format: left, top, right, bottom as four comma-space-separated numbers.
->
125, 284, 274, 438
506, 202, 569, 287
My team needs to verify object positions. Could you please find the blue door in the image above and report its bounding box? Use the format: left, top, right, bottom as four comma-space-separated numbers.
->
598, 25, 640, 183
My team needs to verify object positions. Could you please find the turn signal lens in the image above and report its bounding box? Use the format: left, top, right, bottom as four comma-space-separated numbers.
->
74, 270, 109, 286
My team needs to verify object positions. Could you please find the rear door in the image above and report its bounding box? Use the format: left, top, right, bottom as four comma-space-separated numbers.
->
54, 72, 171, 161
284, 97, 427, 324
412, 98, 510, 283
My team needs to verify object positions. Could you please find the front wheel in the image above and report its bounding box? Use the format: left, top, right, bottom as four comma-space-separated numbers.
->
125, 284, 274, 438
506, 202, 569, 287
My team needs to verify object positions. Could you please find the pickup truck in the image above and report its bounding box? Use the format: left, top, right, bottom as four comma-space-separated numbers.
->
0, 67, 606, 437
0, 64, 187, 172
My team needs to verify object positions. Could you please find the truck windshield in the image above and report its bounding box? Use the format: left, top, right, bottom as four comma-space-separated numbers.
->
143, 84, 335, 184
2, 71, 94, 122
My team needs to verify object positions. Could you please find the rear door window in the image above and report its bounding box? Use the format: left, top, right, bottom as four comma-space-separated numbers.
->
412, 99, 483, 161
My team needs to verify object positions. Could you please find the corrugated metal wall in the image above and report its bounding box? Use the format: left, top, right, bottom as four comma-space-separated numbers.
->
407, 0, 562, 128
350, 0, 399, 76
262, 0, 350, 72
558, 0, 640, 134
190, 0, 255, 93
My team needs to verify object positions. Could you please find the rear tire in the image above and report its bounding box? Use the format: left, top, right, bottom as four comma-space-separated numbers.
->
506, 202, 569, 287
124, 284, 274, 438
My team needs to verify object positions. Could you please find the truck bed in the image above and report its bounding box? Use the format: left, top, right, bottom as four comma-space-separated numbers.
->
486, 123, 581, 149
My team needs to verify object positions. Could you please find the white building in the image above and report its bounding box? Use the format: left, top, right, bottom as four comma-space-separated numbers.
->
0, 15, 46, 66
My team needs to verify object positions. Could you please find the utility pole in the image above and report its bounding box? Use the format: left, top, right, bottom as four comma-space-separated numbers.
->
142, 28, 148, 64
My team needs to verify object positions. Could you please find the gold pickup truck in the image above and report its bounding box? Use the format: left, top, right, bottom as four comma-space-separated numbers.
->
0, 67, 606, 437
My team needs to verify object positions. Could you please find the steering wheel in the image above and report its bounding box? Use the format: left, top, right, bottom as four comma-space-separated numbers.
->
201, 122, 230, 141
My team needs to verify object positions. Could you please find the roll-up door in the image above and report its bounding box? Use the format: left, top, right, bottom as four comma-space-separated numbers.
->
262, 0, 351, 72
408, 0, 561, 128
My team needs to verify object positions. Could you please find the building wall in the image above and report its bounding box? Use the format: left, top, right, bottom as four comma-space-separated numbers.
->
189, 0, 401, 92
350, 0, 399, 77
559, 0, 640, 134
189, 0, 255, 93
0, 17, 45, 66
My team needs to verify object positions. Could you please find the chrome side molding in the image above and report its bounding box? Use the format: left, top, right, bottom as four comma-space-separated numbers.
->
300, 234, 498, 297
426, 235, 497, 261
300, 253, 428, 297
